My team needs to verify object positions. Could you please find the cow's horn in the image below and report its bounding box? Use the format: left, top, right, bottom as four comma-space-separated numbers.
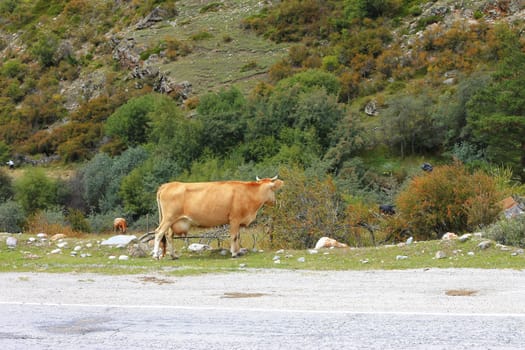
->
271, 175, 279, 181
256, 176, 261, 181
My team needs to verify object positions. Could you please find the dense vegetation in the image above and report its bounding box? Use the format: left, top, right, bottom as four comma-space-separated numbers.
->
0, 0, 524, 248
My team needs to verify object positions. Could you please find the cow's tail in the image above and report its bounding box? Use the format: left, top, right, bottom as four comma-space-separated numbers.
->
156, 185, 167, 257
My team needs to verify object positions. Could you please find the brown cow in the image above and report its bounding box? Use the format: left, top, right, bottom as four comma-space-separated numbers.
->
113, 217, 127, 234
153, 176, 284, 259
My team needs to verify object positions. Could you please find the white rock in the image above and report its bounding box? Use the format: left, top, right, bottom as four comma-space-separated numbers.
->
28, 237, 36, 243
220, 249, 228, 256
50, 248, 61, 254
100, 235, 137, 247
274, 259, 281, 264
57, 242, 68, 248
478, 241, 492, 250
441, 232, 458, 240
272, 255, 280, 261
297, 257, 305, 263
467, 251, 475, 256
188, 243, 211, 252
239, 263, 247, 268
36, 233, 47, 238
74, 245, 82, 251
406, 236, 414, 245
108, 255, 116, 260
118, 255, 129, 260
6, 236, 17, 249
360, 259, 369, 264
276, 249, 285, 254
458, 234, 472, 242
396, 255, 408, 260
308, 249, 318, 254
86, 243, 93, 248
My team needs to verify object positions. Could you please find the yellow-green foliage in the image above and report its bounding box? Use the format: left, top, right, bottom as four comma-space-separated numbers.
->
396, 162, 501, 238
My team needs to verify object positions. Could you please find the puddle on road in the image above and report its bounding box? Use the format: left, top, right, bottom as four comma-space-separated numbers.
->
43, 316, 114, 335
445, 289, 478, 296
221, 292, 268, 299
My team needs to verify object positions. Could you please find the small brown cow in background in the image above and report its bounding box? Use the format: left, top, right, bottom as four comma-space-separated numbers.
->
113, 217, 127, 234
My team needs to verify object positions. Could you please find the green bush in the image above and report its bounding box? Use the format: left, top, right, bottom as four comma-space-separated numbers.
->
14, 169, 58, 214
0, 169, 13, 202
0, 200, 25, 232
486, 215, 525, 248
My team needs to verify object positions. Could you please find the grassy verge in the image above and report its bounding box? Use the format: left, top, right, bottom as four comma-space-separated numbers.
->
0, 233, 523, 276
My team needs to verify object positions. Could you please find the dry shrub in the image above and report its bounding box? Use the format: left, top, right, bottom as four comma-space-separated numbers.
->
396, 162, 501, 239
25, 211, 84, 238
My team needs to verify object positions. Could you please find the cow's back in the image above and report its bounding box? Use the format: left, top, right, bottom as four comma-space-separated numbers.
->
158, 181, 239, 227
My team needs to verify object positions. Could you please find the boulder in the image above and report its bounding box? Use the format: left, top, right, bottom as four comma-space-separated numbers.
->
6, 236, 17, 249
100, 235, 137, 247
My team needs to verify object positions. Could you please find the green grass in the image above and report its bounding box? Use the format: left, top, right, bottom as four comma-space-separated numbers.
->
1, 233, 523, 276
130, 0, 288, 95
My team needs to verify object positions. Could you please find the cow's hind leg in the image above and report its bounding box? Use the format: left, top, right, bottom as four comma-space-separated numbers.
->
153, 222, 171, 259
166, 228, 179, 260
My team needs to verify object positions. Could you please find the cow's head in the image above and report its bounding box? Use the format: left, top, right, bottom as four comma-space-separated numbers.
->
256, 176, 284, 204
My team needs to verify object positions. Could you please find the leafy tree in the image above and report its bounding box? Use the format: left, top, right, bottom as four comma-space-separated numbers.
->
381, 93, 443, 157
466, 26, 525, 180
197, 87, 246, 155
14, 169, 58, 214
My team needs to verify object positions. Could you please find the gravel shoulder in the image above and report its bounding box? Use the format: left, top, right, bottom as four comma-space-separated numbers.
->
2, 268, 524, 315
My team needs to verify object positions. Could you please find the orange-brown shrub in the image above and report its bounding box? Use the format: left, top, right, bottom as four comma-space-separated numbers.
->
395, 162, 501, 239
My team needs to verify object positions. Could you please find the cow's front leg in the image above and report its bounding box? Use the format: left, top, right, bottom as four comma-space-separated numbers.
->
229, 223, 242, 258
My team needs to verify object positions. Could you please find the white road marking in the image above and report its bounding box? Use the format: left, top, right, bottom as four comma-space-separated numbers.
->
1, 301, 524, 318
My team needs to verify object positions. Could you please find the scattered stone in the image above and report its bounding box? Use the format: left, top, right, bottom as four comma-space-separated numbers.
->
473, 232, 483, 238
56, 242, 68, 248
478, 241, 492, 250
406, 236, 414, 245
220, 249, 228, 256
297, 257, 305, 263
239, 263, 247, 268
396, 255, 408, 260
442, 232, 458, 240
108, 255, 116, 260
467, 251, 475, 256
36, 233, 47, 239
360, 259, 369, 264
276, 249, 285, 254
50, 248, 61, 254
86, 243, 93, 248
28, 237, 36, 243
118, 255, 129, 261
458, 234, 472, 242
70, 251, 77, 256
128, 243, 150, 258
239, 248, 249, 255
74, 245, 82, 251
272, 255, 280, 261
308, 249, 318, 254
80, 253, 89, 258
50, 234, 66, 241
6, 236, 17, 249
435, 251, 447, 259
511, 249, 524, 257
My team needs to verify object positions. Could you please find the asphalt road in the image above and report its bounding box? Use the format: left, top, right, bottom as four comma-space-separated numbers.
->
1, 269, 524, 349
